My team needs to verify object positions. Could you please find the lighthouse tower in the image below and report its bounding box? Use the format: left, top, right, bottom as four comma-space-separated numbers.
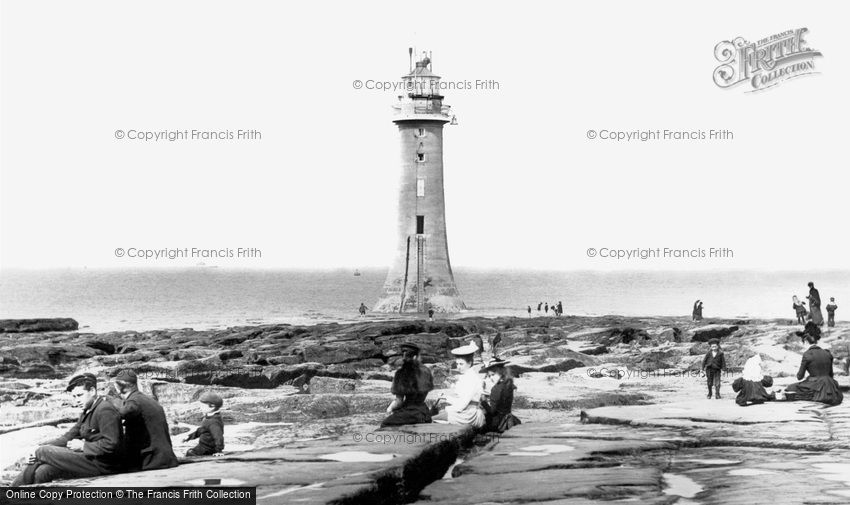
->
374, 50, 466, 313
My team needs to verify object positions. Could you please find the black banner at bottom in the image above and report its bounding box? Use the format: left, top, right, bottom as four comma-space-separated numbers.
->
1, 487, 256, 505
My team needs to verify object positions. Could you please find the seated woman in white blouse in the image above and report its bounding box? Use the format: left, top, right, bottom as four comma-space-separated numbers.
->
432, 344, 486, 428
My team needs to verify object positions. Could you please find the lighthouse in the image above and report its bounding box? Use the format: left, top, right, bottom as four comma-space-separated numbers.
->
374, 50, 466, 313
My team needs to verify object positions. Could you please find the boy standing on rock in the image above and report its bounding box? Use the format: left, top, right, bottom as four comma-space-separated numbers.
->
184, 392, 225, 456
702, 338, 726, 399
826, 298, 838, 328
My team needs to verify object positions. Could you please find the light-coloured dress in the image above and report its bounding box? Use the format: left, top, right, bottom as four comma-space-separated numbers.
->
446, 367, 486, 428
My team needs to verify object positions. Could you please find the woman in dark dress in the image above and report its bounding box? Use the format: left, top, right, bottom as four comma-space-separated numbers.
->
480, 359, 521, 433
785, 323, 843, 406
381, 343, 434, 427
807, 282, 824, 326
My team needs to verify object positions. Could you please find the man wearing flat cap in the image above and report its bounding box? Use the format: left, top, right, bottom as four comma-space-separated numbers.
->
12, 373, 124, 485
113, 369, 179, 471
381, 343, 434, 427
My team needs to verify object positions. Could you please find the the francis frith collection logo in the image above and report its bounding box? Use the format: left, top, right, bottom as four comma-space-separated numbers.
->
713, 28, 822, 92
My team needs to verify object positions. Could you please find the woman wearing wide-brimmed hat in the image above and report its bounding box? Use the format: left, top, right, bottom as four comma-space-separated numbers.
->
431, 344, 485, 428
480, 359, 521, 433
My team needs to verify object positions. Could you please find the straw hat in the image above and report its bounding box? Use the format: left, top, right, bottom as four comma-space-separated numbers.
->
450, 343, 478, 356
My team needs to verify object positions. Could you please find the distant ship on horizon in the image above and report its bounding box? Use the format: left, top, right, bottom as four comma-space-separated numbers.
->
353, 269, 361, 277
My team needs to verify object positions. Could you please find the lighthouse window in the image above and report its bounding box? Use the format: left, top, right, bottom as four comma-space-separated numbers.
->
416, 216, 424, 234
417, 153, 425, 162
416, 178, 425, 197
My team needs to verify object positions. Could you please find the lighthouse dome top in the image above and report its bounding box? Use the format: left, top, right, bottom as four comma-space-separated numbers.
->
393, 50, 452, 122
407, 55, 439, 79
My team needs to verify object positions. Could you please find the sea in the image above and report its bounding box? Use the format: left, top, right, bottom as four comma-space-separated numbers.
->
0, 268, 847, 333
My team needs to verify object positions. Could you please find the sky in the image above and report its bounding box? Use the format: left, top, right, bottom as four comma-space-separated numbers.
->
1, 1, 848, 271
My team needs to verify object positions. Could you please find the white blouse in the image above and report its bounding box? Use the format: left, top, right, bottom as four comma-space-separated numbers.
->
446, 366, 483, 413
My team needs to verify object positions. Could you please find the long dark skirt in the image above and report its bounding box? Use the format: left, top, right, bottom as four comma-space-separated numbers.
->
488, 412, 521, 433
786, 376, 843, 406
810, 306, 824, 326
381, 403, 432, 427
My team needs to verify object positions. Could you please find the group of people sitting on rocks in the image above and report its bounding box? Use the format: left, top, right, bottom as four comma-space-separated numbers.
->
701, 323, 843, 408
12, 369, 226, 486
380, 342, 520, 433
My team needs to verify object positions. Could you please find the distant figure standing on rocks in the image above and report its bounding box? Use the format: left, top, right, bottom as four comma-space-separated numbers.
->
470, 334, 485, 365
826, 297, 838, 328
489, 332, 502, 359
692, 300, 704, 322
184, 392, 225, 456
702, 338, 725, 399
537, 302, 542, 312
428, 308, 435, 321
381, 343, 434, 427
793, 296, 808, 324
480, 359, 521, 433
807, 282, 824, 326
785, 322, 843, 405
557, 301, 563, 316
431, 344, 486, 428
544, 302, 549, 314
527, 306, 532, 317
358, 303, 368, 318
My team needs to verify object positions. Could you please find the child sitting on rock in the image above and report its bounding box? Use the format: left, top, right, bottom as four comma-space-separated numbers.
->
184, 392, 224, 457
732, 355, 776, 406
732, 375, 775, 406
701, 338, 726, 399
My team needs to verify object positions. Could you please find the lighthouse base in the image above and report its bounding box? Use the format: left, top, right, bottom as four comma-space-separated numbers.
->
373, 295, 467, 314
374, 277, 466, 313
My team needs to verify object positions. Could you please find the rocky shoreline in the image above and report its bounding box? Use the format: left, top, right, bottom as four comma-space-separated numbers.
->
1, 315, 849, 502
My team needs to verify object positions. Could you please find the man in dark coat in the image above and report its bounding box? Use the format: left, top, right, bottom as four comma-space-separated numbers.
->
12, 373, 124, 485
114, 369, 179, 471
381, 343, 434, 427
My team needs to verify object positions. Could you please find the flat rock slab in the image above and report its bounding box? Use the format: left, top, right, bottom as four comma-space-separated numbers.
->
498, 421, 686, 442
43, 424, 473, 505
657, 446, 850, 505
417, 467, 662, 504
582, 399, 850, 450
584, 399, 816, 425
457, 437, 675, 476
